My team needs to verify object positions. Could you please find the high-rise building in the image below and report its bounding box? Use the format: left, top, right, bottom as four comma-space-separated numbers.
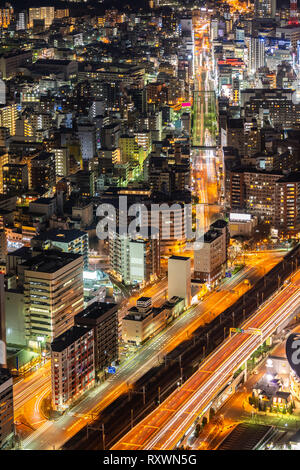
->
30, 152, 56, 193
275, 172, 300, 232
29, 7, 55, 28
109, 231, 160, 286
0, 8, 12, 28
0, 231, 7, 263
168, 255, 191, 307
194, 228, 227, 286
77, 123, 97, 161
254, 0, 276, 18
0, 274, 6, 367
53, 147, 70, 178
31, 229, 89, 269
16, 11, 28, 30
0, 104, 18, 135
248, 37, 265, 74
51, 325, 95, 412
0, 368, 14, 448
2, 164, 28, 195
23, 251, 84, 346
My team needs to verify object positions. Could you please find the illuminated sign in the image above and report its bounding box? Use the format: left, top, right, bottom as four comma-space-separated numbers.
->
181, 102, 191, 107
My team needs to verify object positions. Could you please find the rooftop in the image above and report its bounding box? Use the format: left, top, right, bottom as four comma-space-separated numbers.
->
51, 326, 92, 353
33, 229, 87, 244
75, 302, 118, 322
22, 250, 82, 274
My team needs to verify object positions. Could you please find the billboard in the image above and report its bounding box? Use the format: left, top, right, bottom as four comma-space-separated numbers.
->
286, 333, 300, 377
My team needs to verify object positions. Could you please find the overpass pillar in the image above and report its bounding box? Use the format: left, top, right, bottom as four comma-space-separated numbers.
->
244, 360, 247, 382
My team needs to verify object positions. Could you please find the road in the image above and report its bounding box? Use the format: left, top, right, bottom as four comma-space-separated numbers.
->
112, 269, 300, 450
191, 20, 220, 234
15, 249, 282, 450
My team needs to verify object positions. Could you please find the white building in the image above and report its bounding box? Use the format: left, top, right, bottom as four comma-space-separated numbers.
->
248, 37, 265, 74
168, 255, 191, 307
77, 123, 96, 161
194, 221, 228, 285
109, 232, 160, 286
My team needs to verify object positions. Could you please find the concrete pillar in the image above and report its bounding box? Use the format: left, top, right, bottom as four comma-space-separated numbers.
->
244, 360, 247, 382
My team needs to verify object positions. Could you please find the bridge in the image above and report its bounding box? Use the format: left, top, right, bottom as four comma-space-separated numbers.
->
112, 271, 300, 450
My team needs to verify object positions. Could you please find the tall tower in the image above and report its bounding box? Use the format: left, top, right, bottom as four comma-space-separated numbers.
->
289, 0, 299, 24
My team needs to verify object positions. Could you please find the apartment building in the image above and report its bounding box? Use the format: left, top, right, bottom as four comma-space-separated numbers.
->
275, 172, 300, 232
51, 326, 95, 412
31, 229, 89, 269
75, 302, 118, 376
29, 7, 55, 28
109, 231, 160, 286
194, 222, 227, 286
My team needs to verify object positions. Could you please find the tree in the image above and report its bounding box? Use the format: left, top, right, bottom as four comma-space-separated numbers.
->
194, 423, 201, 438
202, 416, 208, 427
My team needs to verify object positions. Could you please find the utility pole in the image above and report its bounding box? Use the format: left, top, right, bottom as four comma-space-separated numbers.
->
101, 423, 105, 451
131, 409, 134, 429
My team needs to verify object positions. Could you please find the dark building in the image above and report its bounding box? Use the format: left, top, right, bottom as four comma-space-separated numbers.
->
30, 152, 56, 193
75, 302, 118, 377
0, 368, 14, 448
2, 163, 28, 195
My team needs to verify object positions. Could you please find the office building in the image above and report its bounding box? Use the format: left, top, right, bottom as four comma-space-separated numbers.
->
122, 296, 184, 345
168, 255, 191, 307
109, 232, 160, 286
248, 37, 265, 74
23, 251, 84, 346
75, 302, 118, 376
31, 229, 89, 269
194, 227, 227, 286
51, 326, 95, 412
